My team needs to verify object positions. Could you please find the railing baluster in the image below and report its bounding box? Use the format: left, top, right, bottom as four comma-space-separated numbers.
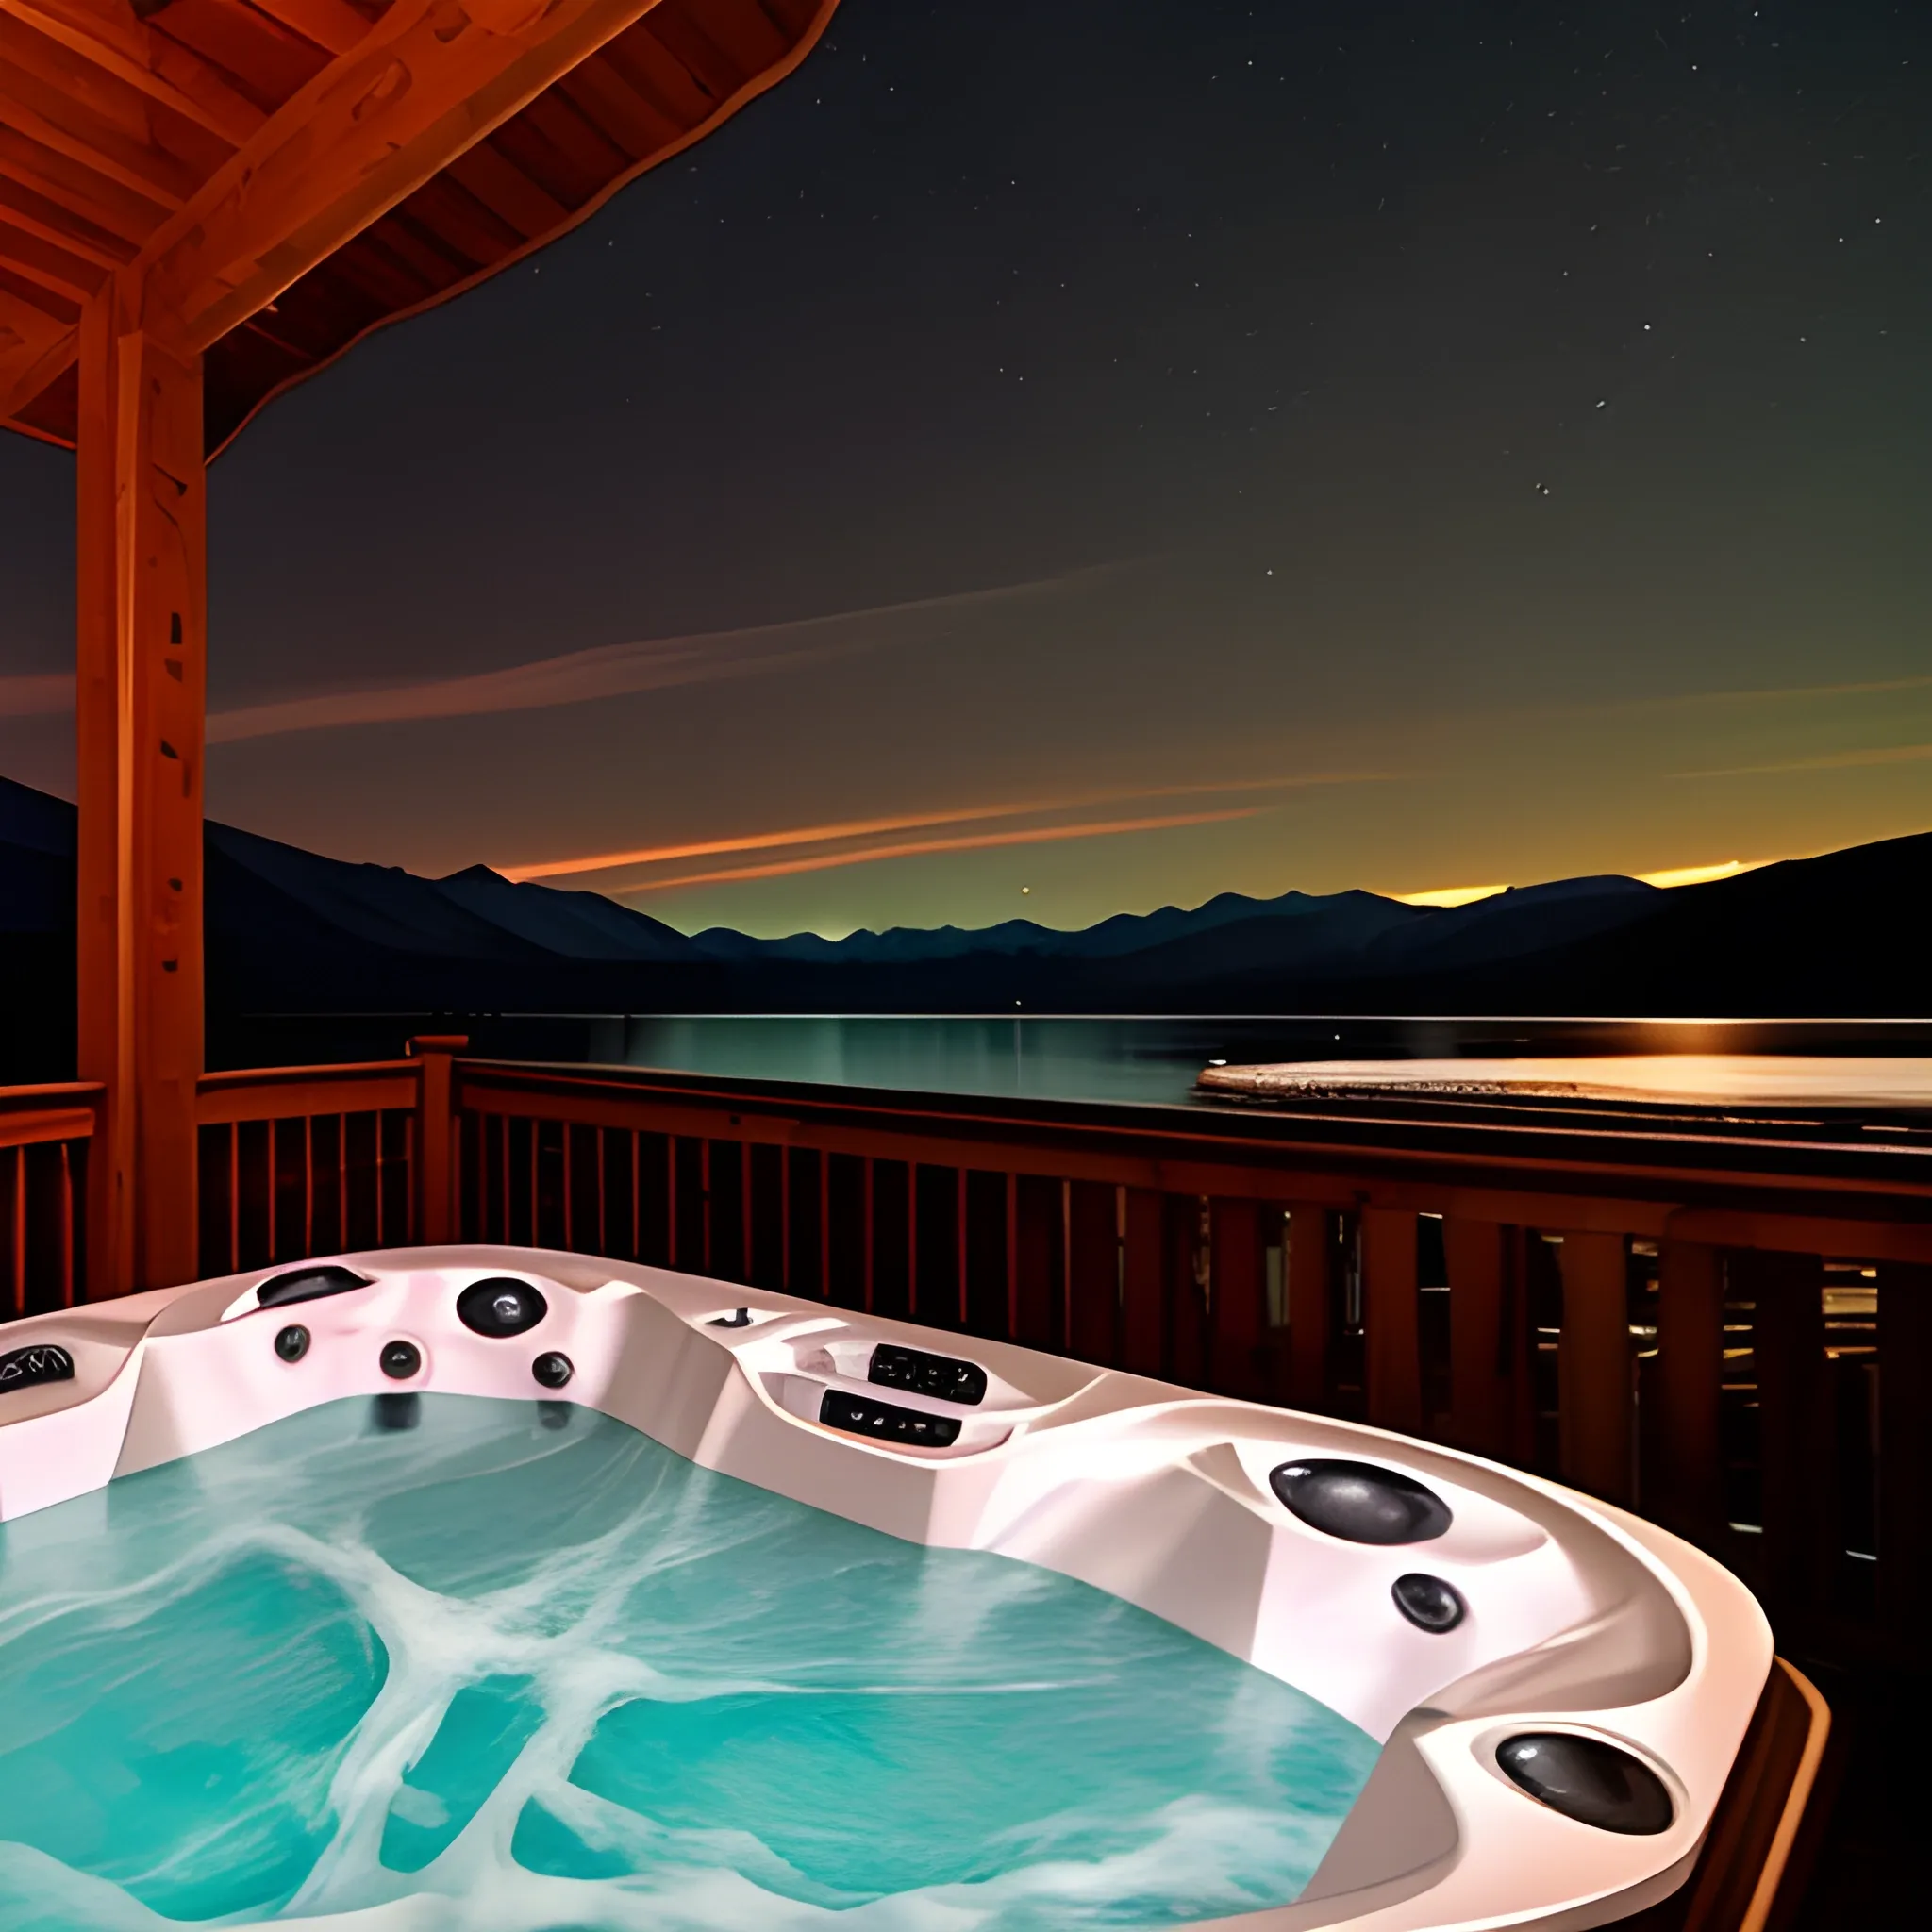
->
780, 1145, 791, 1291
666, 1135, 677, 1266
304, 1114, 315, 1257
58, 1142, 75, 1308
908, 1163, 920, 1322
596, 1125, 608, 1256
1005, 1172, 1018, 1338
373, 1113, 385, 1248
494, 1116, 508, 1242
741, 1141, 753, 1286
229, 1122, 241, 1274
701, 1139, 712, 1275
1060, 1179, 1074, 1356
9, 1145, 24, 1320
957, 1167, 969, 1327
862, 1156, 874, 1313
527, 1118, 539, 1248
629, 1129, 641, 1261
823, 1143, 838, 1298
562, 1122, 575, 1251
267, 1120, 279, 1264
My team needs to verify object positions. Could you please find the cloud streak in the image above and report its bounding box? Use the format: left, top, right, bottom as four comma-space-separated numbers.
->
500, 770, 1395, 882
609, 808, 1263, 894
202, 566, 1120, 745
1678, 742, 1932, 779
0, 673, 70, 720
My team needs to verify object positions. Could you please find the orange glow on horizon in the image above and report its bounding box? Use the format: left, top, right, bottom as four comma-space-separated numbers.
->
1396, 883, 1509, 908
1636, 858, 1766, 889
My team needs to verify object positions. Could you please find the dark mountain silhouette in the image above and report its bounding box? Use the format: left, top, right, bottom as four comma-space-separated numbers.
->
4, 773, 1928, 1082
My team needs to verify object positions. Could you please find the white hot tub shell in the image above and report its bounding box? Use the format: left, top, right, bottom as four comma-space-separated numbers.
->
0, 1245, 1775, 1931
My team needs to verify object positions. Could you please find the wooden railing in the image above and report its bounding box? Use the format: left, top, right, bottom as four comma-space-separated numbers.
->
193, 1056, 426, 1280
6, 1043, 1929, 1681
0, 1082, 98, 1318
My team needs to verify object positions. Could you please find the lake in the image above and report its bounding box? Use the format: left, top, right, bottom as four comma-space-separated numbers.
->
212, 1012, 1932, 1109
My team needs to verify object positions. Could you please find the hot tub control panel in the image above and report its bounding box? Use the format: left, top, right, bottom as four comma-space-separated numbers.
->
867, 1342, 987, 1406
820, 1388, 963, 1447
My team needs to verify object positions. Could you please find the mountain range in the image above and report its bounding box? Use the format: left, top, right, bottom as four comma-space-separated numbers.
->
4, 773, 1927, 1078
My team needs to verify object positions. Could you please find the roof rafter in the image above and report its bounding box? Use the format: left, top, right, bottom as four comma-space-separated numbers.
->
0, 0, 269, 146
137, 0, 670, 354
0, 168, 137, 269
2, 0, 840, 445
0, 60, 199, 207
0, 287, 75, 418
241, 0, 375, 61
0, 121, 175, 244
0, 210, 108, 298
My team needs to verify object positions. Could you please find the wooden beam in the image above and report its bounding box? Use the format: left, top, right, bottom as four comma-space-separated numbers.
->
75, 275, 207, 1292
134, 0, 670, 354
0, 0, 268, 146
243, 0, 375, 60
0, 60, 200, 208
0, 170, 136, 270
0, 122, 172, 247
0, 211, 109, 299
441, 141, 572, 242
0, 289, 75, 419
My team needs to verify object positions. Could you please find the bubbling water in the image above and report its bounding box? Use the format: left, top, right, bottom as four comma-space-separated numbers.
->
0, 1396, 1377, 1929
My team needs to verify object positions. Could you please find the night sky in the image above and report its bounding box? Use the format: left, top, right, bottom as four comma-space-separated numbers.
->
2, 0, 1929, 937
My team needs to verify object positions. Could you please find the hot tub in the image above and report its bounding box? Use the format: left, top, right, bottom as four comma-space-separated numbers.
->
0, 1247, 1775, 1930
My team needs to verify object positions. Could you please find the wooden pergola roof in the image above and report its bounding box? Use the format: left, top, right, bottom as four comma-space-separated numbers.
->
1, 0, 834, 455
1, 0, 838, 1294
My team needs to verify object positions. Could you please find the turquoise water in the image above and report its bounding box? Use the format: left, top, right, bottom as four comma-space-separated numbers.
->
0, 1396, 1377, 1929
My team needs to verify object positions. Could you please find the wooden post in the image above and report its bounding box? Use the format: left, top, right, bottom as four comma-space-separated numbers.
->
1557, 1231, 1633, 1503
1444, 1218, 1512, 1458
1284, 1204, 1331, 1411
1651, 1239, 1725, 1541
1362, 1208, 1423, 1434
75, 277, 205, 1295
407, 1035, 467, 1247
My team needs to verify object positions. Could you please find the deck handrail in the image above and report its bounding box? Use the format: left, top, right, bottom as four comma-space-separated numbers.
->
195, 1058, 421, 1124
450, 1058, 1932, 1260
